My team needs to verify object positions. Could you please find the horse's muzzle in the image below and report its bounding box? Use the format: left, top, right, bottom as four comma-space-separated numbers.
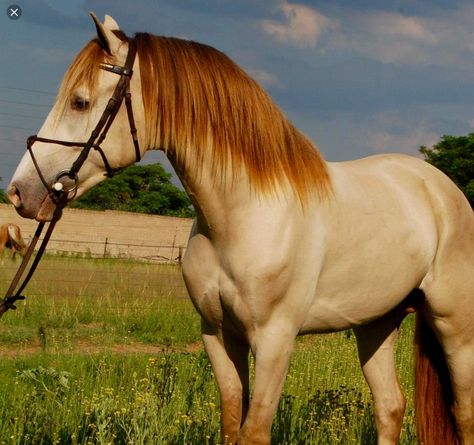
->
7, 183, 55, 221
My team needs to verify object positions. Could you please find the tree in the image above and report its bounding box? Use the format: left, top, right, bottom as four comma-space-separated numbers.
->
0, 178, 8, 203
420, 133, 474, 209
72, 163, 194, 217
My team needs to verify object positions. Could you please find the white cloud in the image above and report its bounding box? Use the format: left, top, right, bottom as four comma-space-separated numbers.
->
247, 68, 284, 89
261, 1, 335, 48
333, 11, 437, 65
368, 129, 438, 156
365, 12, 437, 44
366, 112, 439, 155
424, 4, 474, 61
332, 5, 474, 66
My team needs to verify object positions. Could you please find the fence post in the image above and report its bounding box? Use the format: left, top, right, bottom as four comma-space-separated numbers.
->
171, 233, 176, 263
103, 237, 108, 258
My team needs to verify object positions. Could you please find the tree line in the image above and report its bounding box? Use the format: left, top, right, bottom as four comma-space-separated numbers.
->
420, 133, 474, 208
0, 163, 193, 217
70, 163, 194, 217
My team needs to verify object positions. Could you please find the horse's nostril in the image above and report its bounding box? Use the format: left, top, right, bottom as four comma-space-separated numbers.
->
7, 185, 22, 208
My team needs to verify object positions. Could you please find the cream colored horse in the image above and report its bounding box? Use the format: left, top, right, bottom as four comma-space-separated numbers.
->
8, 14, 474, 445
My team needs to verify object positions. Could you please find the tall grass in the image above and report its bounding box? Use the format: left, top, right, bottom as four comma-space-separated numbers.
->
0, 256, 418, 444
0, 257, 199, 349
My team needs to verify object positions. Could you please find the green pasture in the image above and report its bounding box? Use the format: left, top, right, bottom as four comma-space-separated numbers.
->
0, 257, 198, 349
0, 256, 417, 444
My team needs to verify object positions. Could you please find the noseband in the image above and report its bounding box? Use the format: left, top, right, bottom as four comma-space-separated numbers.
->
27, 37, 141, 202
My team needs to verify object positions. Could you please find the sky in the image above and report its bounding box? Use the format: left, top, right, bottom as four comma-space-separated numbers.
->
1, 0, 474, 190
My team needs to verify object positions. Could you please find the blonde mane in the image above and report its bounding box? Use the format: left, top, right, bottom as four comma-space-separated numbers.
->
136, 33, 330, 203
55, 34, 331, 203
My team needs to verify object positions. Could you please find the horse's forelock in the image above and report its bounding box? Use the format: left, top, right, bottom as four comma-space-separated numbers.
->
54, 39, 108, 123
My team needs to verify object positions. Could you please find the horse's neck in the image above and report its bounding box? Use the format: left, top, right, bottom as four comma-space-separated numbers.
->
166, 149, 253, 237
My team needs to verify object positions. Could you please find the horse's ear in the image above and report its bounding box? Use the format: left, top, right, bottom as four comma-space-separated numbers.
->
89, 12, 122, 56
104, 14, 120, 30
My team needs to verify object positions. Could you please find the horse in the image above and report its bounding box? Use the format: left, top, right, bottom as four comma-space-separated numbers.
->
0, 223, 28, 259
7, 14, 474, 445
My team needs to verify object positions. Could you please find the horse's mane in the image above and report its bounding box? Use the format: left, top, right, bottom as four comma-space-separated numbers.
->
56, 33, 331, 204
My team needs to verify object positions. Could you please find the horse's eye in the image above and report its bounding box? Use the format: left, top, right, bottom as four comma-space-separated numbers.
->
71, 96, 90, 111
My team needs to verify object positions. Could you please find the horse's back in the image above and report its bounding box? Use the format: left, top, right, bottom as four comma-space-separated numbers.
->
330, 153, 472, 226
7, 224, 18, 241
330, 153, 473, 271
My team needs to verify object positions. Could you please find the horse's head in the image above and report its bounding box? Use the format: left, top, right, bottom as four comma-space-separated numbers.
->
8, 14, 144, 221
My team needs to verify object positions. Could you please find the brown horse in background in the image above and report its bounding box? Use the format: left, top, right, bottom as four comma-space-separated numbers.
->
0, 223, 28, 259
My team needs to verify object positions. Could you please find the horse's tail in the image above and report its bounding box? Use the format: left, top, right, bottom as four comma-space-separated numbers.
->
414, 311, 460, 445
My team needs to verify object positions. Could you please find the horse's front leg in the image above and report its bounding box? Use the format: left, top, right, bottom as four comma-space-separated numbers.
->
237, 321, 296, 445
202, 320, 250, 445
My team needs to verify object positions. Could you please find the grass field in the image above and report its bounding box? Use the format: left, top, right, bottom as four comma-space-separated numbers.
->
0, 256, 418, 444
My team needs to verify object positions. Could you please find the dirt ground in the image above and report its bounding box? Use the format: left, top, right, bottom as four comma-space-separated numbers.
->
0, 339, 203, 357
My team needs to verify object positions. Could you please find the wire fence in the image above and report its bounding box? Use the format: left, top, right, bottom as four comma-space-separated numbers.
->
0, 206, 194, 305
0, 255, 189, 301
44, 237, 186, 263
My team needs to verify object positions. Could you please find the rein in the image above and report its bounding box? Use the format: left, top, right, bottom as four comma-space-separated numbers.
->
0, 194, 67, 319
0, 37, 140, 319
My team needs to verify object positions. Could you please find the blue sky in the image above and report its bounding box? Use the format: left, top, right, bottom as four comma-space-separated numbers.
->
1, 0, 474, 189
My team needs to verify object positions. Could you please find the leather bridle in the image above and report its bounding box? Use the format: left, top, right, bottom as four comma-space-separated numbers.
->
0, 37, 141, 318
27, 37, 141, 201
